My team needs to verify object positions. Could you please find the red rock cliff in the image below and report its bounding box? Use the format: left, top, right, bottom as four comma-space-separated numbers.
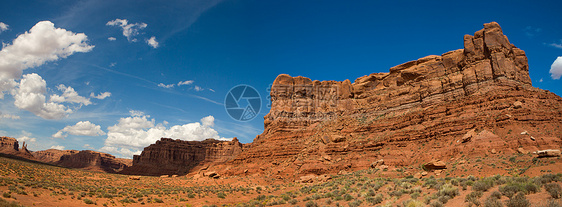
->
226, 22, 562, 176
122, 138, 243, 176
33, 149, 132, 173
0, 137, 34, 160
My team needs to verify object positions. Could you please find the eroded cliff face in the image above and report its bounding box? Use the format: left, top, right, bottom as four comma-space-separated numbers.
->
122, 138, 243, 176
225, 22, 562, 176
0, 137, 34, 159
32, 149, 132, 173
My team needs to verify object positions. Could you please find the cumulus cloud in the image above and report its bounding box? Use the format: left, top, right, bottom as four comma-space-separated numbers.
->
146, 36, 159, 48
16, 131, 36, 143
13, 73, 71, 119
52, 121, 106, 139
0, 111, 20, 120
0, 21, 93, 81
108, 37, 116, 41
50, 145, 65, 150
0, 21, 93, 116
157, 83, 174, 88
50, 84, 91, 105
0, 22, 8, 33
106, 19, 147, 42
177, 80, 193, 86
90, 92, 111, 99
100, 111, 226, 158
551, 56, 562, 80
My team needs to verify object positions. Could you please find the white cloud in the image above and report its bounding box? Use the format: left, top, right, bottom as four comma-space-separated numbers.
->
540, 78, 543, 83
106, 19, 147, 42
83, 144, 95, 150
209, 88, 215, 92
101, 113, 225, 158
99, 146, 141, 158
0, 111, 20, 120
109, 62, 116, 67
13, 73, 71, 119
50, 84, 91, 105
194, 85, 203, 91
551, 56, 562, 80
50, 145, 65, 150
0, 21, 93, 81
16, 130, 36, 143
158, 83, 174, 88
90, 92, 111, 99
0, 22, 8, 33
0, 21, 93, 116
108, 37, 116, 41
177, 80, 193, 86
128, 110, 145, 117
52, 121, 106, 138
550, 42, 562, 49
146, 36, 159, 48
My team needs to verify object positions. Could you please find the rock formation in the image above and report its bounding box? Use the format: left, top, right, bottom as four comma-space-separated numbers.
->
121, 138, 243, 176
223, 22, 562, 177
0, 136, 34, 159
33, 149, 132, 173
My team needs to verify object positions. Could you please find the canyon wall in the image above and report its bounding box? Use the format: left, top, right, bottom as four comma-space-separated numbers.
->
223, 22, 562, 176
121, 138, 243, 176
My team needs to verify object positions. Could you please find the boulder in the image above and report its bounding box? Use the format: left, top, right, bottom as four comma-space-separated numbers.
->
513, 101, 523, 109
128, 176, 141, 180
517, 148, 527, 154
424, 160, 447, 170
536, 150, 561, 158
462, 129, 477, 143
370, 159, 385, 168
297, 174, 317, 183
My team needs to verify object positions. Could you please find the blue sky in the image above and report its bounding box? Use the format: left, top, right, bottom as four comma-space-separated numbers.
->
0, 0, 561, 158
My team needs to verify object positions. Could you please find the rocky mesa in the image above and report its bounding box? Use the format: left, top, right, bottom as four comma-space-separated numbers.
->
0, 137, 34, 160
121, 138, 243, 176
218, 22, 562, 177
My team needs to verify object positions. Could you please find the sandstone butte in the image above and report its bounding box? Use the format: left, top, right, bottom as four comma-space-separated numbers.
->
123, 22, 562, 178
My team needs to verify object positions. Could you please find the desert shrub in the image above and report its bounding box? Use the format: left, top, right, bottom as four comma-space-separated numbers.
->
500, 184, 522, 198
389, 190, 403, 197
536, 200, 562, 207
305, 201, 318, 207
506, 192, 529, 207
403, 199, 424, 207
437, 184, 459, 199
473, 180, 493, 192
465, 191, 483, 206
411, 192, 421, 199
217, 192, 226, 199
153, 198, 163, 203
545, 183, 562, 199
344, 194, 353, 201
0, 197, 23, 207
348, 199, 363, 207
491, 191, 502, 199
289, 199, 298, 205
83, 199, 95, 205
438, 195, 451, 204
366, 194, 383, 204
429, 200, 444, 207
484, 197, 503, 207
1, 192, 9, 198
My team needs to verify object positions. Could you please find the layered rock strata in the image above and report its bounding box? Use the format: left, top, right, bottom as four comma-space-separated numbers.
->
225, 22, 562, 176
122, 138, 243, 176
